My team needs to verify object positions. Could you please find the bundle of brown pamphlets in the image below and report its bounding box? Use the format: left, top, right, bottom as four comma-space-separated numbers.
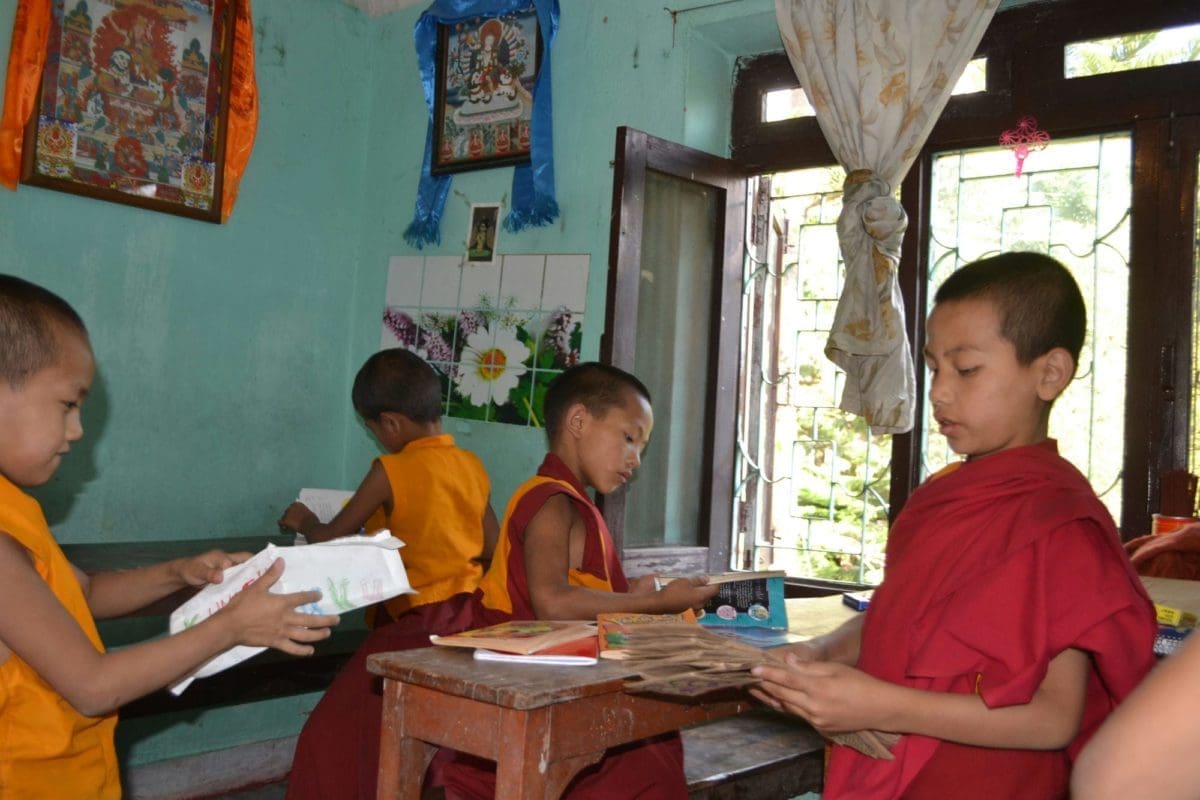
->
598, 615, 900, 760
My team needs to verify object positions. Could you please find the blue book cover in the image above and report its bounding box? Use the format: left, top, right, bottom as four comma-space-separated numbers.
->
690, 571, 788, 629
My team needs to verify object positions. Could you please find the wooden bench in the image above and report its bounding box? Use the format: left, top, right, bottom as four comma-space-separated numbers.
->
683, 710, 824, 799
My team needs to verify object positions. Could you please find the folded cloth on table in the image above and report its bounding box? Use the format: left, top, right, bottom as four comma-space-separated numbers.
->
1125, 524, 1200, 580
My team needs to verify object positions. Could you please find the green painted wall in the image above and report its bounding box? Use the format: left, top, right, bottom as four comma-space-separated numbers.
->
0, 0, 782, 771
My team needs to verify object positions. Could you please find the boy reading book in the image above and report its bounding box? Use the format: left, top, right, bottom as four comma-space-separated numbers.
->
277, 348, 499, 627
285, 362, 717, 800
750, 253, 1157, 798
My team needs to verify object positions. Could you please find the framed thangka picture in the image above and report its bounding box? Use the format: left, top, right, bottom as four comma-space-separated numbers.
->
432, 5, 541, 174
21, 0, 235, 222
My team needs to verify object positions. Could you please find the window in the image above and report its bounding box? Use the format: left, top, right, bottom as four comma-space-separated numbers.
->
730, 0, 1200, 583
1065, 23, 1200, 78
760, 58, 987, 124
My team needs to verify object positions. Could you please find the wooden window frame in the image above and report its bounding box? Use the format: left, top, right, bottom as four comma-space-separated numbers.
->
731, 0, 1200, 537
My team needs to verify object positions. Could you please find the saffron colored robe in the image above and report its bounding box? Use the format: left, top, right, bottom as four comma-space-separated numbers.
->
823, 442, 1157, 799
0, 475, 120, 798
364, 433, 491, 624
285, 454, 685, 800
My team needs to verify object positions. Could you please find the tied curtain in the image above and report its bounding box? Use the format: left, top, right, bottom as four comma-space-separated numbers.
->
774, 0, 998, 433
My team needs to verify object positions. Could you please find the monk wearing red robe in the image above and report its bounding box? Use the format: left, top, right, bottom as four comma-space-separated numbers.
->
751, 253, 1157, 799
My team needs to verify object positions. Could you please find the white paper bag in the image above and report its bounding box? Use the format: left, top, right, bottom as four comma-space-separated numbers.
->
167, 530, 413, 694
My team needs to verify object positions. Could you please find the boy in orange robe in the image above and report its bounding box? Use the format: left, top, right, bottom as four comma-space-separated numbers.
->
751, 253, 1157, 799
0, 274, 339, 798
285, 362, 717, 800
277, 348, 499, 627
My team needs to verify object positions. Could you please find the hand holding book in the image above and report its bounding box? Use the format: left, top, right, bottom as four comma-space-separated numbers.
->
602, 618, 899, 760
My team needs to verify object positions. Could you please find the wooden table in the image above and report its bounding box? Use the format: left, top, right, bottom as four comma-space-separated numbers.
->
366, 646, 760, 800
366, 596, 853, 800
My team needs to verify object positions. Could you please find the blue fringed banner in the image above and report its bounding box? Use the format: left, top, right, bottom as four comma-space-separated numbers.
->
405, 0, 560, 248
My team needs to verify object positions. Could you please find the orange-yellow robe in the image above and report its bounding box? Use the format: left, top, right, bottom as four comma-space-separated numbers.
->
363, 433, 490, 624
0, 474, 120, 798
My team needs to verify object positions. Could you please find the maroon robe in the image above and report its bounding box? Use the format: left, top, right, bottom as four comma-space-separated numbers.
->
823, 442, 1157, 799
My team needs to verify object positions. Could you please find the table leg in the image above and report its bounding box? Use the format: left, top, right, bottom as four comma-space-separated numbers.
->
377, 679, 434, 800
492, 707, 605, 800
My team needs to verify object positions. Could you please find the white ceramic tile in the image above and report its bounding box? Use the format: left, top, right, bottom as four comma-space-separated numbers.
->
460, 261, 502, 309
385, 256, 424, 307
498, 254, 546, 309
420, 256, 464, 307
542, 254, 589, 312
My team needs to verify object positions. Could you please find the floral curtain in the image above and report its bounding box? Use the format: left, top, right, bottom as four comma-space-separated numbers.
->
774, 0, 998, 433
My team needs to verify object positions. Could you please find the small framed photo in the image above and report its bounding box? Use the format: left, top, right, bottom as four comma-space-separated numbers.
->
432, 5, 542, 175
466, 203, 501, 265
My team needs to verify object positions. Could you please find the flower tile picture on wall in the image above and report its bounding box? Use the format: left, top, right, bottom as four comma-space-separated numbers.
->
380, 254, 588, 426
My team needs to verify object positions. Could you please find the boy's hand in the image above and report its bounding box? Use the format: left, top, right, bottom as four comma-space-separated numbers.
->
749, 657, 890, 733
657, 576, 719, 613
175, 550, 252, 588
768, 640, 825, 663
626, 575, 659, 595
218, 559, 339, 656
277, 502, 318, 536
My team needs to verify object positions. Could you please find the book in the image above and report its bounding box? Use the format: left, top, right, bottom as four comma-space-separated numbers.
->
596, 618, 899, 760
708, 626, 806, 648
842, 590, 873, 612
296, 488, 355, 524
1154, 602, 1198, 628
660, 570, 788, 629
472, 635, 599, 666
597, 611, 699, 659
429, 620, 597, 656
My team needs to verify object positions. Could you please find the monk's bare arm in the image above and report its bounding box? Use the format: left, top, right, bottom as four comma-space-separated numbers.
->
1072, 636, 1200, 800
0, 532, 336, 717
278, 461, 391, 543
524, 496, 716, 619
479, 500, 500, 564
79, 549, 249, 619
753, 646, 1088, 750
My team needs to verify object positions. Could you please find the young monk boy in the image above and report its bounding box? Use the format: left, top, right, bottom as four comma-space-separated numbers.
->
285, 361, 718, 800
750, 252, 1158, 799
0, 274, 339, 798
278, 348, 499, 628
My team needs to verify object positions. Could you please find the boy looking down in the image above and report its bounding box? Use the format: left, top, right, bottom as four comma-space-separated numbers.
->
278, 348, 498, 627
751, 253, 1157, 799
0, 274, 337, 798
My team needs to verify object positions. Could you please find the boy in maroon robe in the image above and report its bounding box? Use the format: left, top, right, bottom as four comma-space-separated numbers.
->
285, 362, 717, 799
751, 252, 1157, 799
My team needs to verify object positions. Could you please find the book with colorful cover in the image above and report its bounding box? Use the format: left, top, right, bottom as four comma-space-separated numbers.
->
660, 570, 788, 629
429, 619, 597, 655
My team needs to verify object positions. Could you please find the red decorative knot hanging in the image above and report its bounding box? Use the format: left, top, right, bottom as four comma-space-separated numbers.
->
999, 116, 1051, 178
